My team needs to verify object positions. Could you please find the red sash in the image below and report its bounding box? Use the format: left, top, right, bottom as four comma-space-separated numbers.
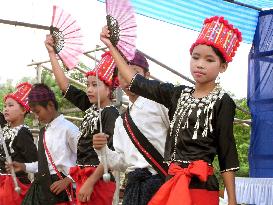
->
148, 160, 214, 205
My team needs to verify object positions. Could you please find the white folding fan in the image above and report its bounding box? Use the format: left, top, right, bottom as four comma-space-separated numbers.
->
50, 5, 83, 70
106, 0, 137, 61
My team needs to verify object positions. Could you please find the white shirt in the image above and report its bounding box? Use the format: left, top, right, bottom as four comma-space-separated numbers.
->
25, 115, 79, 176
98, 96, 169, 175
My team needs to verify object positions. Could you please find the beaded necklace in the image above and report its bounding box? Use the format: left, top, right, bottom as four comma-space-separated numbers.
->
169, 84, 225, 161
79, 105, 99, 139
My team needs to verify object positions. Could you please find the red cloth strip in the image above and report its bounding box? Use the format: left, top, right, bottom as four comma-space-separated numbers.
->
69, 166, 116, 205
148, 160, 214, 205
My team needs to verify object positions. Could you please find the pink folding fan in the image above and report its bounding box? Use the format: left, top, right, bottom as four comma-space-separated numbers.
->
50, 5, 83, 70
106, 0, 137, 61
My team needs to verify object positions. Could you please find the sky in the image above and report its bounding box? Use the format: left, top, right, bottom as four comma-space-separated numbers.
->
0, 0, 252, 98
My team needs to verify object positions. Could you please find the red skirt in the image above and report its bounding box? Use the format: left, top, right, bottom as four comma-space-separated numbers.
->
0, 175, 30, 205
190, 189, 219, 205
70, 166, 115, 205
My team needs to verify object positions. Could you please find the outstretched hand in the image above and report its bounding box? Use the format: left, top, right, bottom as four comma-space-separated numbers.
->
44, 34, 56, 54
100, 26, 113, 48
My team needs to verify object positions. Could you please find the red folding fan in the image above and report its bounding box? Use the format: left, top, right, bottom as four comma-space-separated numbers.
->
106, 0, 137, 61
50, 5, 83, 70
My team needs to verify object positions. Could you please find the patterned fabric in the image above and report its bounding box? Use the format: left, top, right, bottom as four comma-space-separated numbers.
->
28, 84, 56, 103
5, 82, 32, 111
122, 168, 163, 205
86, 51, 118, 87
79, 105, 99, 138
1, 124, 26, 153
0, 125, 27, 173
190, 16, 242, 62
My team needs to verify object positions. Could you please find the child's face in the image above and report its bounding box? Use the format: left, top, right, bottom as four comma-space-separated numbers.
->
30, 104, 52, 124
190, 44, 227, 84
118, 65, 148, 96
86, 76, 111, 104
3, 97, 26, 123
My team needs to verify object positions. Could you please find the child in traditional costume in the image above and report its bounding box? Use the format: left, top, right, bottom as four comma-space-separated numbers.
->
93, 51, 170, 205
0, 82, 38, 205
10, 84, 79, 205
100, 16, 241, 205
45, 35, 119, 205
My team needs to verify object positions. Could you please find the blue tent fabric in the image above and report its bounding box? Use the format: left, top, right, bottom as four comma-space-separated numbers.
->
98, 0, 258, 43
248, 9, 273, 177
236, 0, 273, 9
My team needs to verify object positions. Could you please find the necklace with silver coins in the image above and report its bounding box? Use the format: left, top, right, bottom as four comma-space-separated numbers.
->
169, 84, 225, 161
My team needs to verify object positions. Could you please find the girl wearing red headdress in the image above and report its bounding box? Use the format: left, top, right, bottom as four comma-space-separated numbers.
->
0, 82, 38, 205
44, 34, 119, 205
100, 16, 241, 205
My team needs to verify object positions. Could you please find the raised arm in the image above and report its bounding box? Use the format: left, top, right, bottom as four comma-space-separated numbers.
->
100, 26, 181, 110
44, 34, 69, 92
100, 26, 136, 84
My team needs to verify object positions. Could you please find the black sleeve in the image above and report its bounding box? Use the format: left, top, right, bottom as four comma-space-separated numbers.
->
130, 74, 185, 110
101, 107, 119, 150
64, 85, 92, 111
0, 112, 6, 128
12, 127, 38, 163
215, 94, 239, 172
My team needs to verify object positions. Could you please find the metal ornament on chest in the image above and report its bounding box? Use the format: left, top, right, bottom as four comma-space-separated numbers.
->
169, 84, 224, 161
0, 125, 25, 153
79, 105, 99, 138
170, 84, 224, 140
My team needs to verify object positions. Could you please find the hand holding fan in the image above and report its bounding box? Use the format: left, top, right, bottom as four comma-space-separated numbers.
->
0, 128, 21, 193
106, 0, 137, 61
50, 5, 83, 70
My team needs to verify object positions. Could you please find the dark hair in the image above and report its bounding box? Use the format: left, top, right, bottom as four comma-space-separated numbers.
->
28, 83, 59, 110
29, 100, 59, 111
0, 112, 7, 128
211, 46, 226, 63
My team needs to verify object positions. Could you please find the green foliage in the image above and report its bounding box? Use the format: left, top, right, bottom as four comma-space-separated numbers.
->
0, 79, 14, 110
0, 68, 88, 127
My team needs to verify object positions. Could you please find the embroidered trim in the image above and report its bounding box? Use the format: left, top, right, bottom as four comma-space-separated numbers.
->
220, 167, 240, 173
78, 105, 117, 139
62, 84, 71, 98
123, 111, 168, 177
77, 164, 98, 167
169, 84, 225, 161
128, 73, 139, 91
0, 173, 11, 176
1, 125, 27, 153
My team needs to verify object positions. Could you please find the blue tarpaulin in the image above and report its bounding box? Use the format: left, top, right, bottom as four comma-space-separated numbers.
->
248, 9, 273, 177
98, 0, 259, 43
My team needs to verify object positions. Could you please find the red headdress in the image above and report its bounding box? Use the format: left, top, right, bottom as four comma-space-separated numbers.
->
86, 51, 118, 88
5, 82, 32, 111
190, 16, 242, 62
